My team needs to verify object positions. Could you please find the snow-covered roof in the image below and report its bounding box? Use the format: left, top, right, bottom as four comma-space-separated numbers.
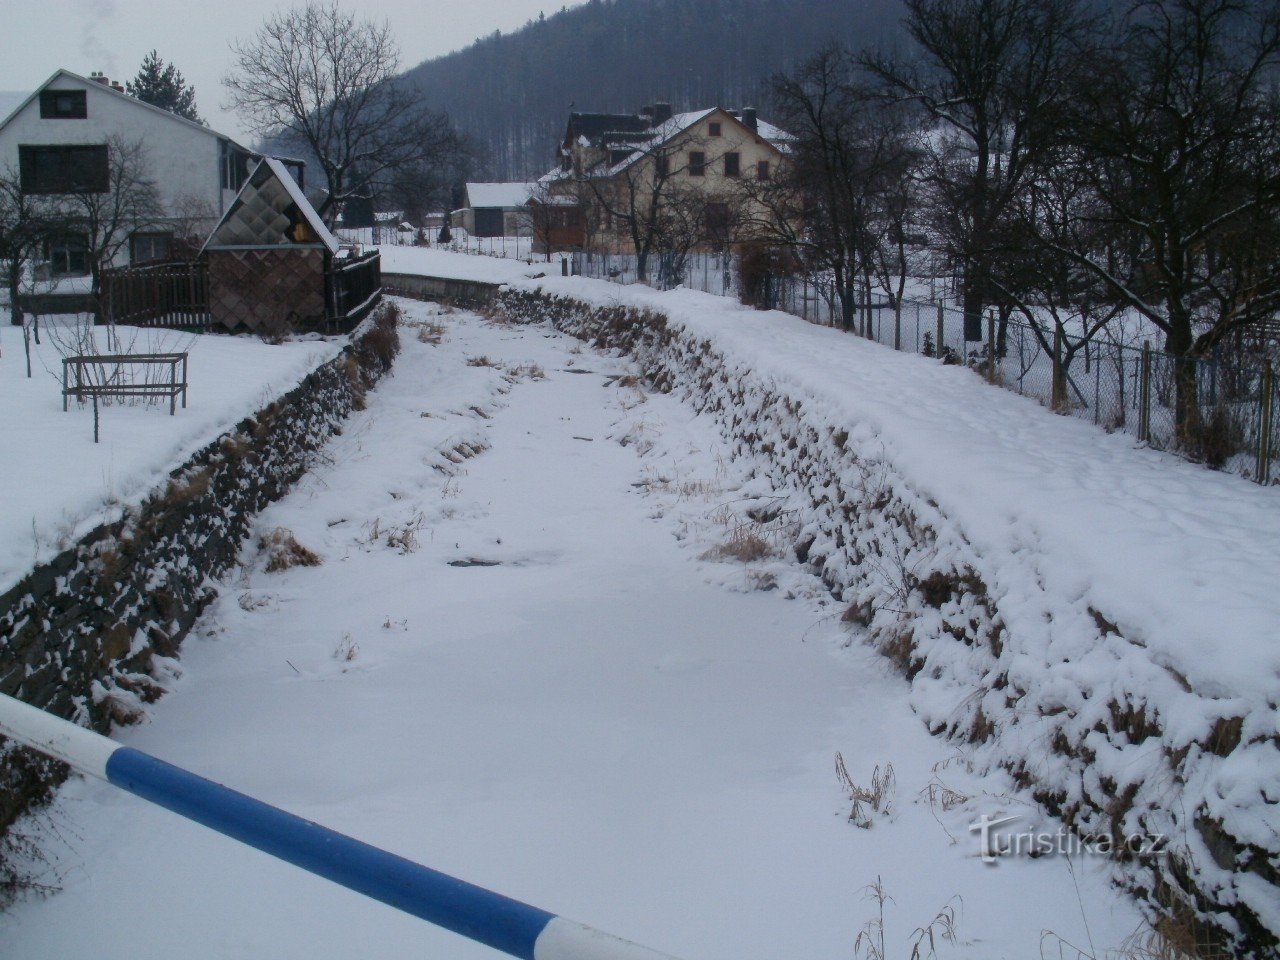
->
202, 156, 339, 255
466, 182, 535, 209
606, 108, 792, 175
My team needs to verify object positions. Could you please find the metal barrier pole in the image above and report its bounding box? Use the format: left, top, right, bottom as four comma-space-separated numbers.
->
0, 693, 685, 960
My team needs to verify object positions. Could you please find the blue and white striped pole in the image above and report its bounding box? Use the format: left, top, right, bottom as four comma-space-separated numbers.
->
0, 693, 685, 960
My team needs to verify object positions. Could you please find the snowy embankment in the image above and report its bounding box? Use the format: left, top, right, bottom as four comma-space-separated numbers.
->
0, 321, 343, 595
1, 298, 1145, 959
485, 267, 1280, 949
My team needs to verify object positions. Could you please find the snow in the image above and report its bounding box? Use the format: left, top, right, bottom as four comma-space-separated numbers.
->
378, 245, 558, 284
0, 318, 343, 594
0, 298, 1145, 958
465, 182, 536, 209
514, 273, 1280, 702
4, 245, 1277, 952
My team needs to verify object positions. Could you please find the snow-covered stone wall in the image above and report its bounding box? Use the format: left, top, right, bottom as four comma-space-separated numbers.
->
0, 310, 400, 893
496, 286, 1279, 954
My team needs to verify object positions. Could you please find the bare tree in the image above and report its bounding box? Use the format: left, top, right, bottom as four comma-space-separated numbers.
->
1046, 0, 1280, 438
0, 167, 58, 329
862, 0, 1095, 340
987, 160, 1126, 407
748, 48, 920, 332
224, 1, 464, 225
0, 166, 65, 376
574, 135, 722, 285
54, 137, 162, 295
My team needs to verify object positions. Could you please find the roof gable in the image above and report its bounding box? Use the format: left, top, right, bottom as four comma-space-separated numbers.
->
607, 107, 789, 175
203, 157, 339, 255
0, 69, 248, 150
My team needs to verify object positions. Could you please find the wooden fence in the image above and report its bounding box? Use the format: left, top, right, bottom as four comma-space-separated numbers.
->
99, 251, 381, 334
327, 250, 382, 329
99, 261, 210, 329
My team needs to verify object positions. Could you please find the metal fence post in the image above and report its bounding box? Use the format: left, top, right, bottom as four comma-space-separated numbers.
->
935, 303, 944, 358
1140, 340, 1152, 443
1052, 325, 1065, 410
987, 313, 997, 383
1258, 360, 1274, 484
894, 302, 902, 351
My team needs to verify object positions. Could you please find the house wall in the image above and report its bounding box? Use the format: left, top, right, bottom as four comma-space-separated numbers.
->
562, 109, 784, 254
0, 75, 239, 267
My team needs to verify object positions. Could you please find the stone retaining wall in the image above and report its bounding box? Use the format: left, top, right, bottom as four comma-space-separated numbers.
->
0, 309, 400, 899
496, 285, 1277, 956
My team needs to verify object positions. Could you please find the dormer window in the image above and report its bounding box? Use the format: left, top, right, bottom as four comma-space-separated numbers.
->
39, 90, 87, 119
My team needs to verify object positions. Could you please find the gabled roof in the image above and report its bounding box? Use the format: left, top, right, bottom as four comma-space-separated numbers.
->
0, 69, 250, 151
606, 107, 790, 176
466, 182, 535, 209
202, 157, 339, 255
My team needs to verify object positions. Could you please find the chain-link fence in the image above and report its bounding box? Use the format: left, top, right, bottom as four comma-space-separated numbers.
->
568, 250, 1280, 483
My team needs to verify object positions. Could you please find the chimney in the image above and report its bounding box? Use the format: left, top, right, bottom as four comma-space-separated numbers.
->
111, 81, 125, 93
652, 102, 673, 125
741, 107, 758, 133
89, 71, 110, 85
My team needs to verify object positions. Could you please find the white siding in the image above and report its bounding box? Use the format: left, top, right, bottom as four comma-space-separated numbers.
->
0, 74, 247, 265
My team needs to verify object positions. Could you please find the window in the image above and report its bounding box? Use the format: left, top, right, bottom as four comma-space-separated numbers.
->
655, 153, 670, 178
708, 122, 721, 137
757, 160, 771, 180
724, 152, 741, 177
130, 232, 174, 264
45, 234, 90, 276
221, 145, 252, 192
39, 90, 87, 119
18, 144, 109, 194
688, 151, 706, 176
705, 202, 732, 243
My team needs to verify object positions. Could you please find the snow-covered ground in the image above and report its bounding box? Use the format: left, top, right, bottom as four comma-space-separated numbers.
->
378, 244, 563, 284
0, 318, 343, 594
1, 299, 1145, 959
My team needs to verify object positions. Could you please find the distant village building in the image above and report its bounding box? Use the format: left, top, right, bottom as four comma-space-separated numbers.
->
456, 182, 535, 238
536, 102, 792, 253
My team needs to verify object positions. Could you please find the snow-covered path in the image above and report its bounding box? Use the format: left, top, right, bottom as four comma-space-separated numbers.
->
2, 301, 1141, 959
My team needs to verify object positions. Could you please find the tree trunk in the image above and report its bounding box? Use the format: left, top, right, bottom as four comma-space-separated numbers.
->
961, 266, 984, 342
1165, 319, 1199, 447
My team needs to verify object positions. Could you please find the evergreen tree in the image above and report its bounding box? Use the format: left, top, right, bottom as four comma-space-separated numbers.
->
126, 51, 202, 123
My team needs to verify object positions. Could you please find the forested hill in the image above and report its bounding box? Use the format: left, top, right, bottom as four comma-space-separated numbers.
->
401, 0, 905, 181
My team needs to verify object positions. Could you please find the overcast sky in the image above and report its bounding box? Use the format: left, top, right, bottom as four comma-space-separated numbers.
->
0, 0, 586, 140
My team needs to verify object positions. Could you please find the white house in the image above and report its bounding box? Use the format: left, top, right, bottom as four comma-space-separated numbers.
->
0, 68, 302, 277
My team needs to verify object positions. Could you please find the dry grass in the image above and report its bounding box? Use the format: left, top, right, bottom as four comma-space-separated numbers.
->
466, 355, 501, 368
854, 876, 961, 960
700, 523, 777, 563
505, 362, 546, 380
416, 320, 446, 345
260, 527, 323, 572
836, 753, 896, 828
1042, 912, 1233, 960
333, 634, 359, 662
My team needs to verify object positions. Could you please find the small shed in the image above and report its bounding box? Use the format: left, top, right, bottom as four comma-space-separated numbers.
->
460, 182, 535, 237
201, 157, 379, 334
